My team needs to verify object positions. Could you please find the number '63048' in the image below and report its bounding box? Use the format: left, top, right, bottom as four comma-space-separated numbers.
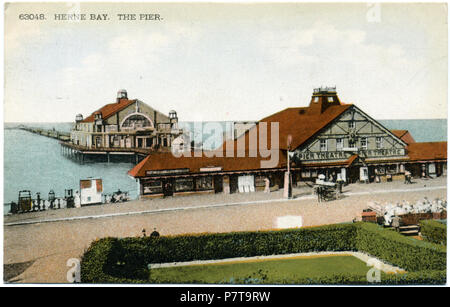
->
19, 14, 46, 20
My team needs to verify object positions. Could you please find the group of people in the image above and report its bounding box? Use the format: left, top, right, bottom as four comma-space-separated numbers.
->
142, 228, 160, 238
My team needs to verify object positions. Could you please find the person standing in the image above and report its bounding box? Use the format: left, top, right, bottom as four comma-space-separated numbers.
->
264, 177, 270, 193
405, 170, 412, 184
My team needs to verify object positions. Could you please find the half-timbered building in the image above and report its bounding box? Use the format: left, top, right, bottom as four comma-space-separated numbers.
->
128, 87, 446, 198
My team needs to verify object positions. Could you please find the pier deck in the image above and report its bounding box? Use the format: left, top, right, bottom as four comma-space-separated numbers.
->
16, 125, 70, 141
59, 142, 168, 164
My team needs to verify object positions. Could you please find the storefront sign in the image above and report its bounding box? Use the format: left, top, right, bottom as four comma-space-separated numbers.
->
296, 148, 405, 161
200, 166, 222, 172
146, 168, 189, 176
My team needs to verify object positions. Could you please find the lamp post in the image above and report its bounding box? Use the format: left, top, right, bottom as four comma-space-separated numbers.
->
284, 135, 293, 199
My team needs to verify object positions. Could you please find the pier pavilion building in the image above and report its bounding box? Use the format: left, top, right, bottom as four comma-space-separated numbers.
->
128, 87, 447, 198
70, 89, 182, 151
63, 90, 183, 163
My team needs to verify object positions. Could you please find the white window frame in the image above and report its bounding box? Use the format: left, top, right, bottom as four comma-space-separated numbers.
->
336, 138, 343, 150
361, 137, 368, 150
376, 137, 383, 149
320, 139, 327, 152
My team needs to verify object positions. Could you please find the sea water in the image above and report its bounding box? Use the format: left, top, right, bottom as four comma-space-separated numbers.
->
3, 122, 138, 214
3, 119, 447, 214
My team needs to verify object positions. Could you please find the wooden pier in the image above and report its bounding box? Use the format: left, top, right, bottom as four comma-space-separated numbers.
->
16, 125, 71, 141
9, 124, 159, 164
59, 142, 163, 164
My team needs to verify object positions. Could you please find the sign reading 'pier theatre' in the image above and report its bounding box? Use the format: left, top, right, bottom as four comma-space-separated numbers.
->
297, 148, 406, 161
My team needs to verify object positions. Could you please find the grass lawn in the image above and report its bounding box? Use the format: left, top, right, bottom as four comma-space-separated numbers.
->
149, 255, 371, 284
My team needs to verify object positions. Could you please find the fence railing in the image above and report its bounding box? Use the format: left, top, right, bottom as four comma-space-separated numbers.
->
5, 190, 131, 215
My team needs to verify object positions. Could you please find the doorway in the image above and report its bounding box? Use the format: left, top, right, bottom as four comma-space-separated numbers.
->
213, 176, 223, 193
163, 179, 174, 197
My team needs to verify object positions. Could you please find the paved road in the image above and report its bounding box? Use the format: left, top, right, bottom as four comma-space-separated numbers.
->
3, 177, 447, 283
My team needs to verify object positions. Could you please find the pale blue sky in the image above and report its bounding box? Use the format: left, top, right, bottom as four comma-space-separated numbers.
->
4, 2, 448, 122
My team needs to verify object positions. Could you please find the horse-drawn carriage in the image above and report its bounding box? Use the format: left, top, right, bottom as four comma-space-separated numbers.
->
314, 182, 342, 202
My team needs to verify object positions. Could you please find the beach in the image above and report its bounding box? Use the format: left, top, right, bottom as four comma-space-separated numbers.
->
3, 176, 447, 283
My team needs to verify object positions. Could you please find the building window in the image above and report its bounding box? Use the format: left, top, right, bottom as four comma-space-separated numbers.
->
196, 176, 213, 191
301, 170, 311, 178
327, 97, 334, 103
336, 138, 343, 150
376, 137, 383, 149
361, 137, 367, 149
121, 114, 152, 129
313, 97, 319, 103
143, 180, 163, 195
320, 139, 327, 151
349, 121, 355, 129
175, 178, 194, 192
386, 165, 397, 175
349, 139, 356, 148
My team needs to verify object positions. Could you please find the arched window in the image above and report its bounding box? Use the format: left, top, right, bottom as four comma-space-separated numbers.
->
121, 113, 153, 130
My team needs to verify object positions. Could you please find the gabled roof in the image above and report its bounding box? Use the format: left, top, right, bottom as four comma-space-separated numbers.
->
82, 99, 136, 123
260, 104, 352, 150
391, 130, 416, 145
407, 142, 447, 161
219, 104, 352, 153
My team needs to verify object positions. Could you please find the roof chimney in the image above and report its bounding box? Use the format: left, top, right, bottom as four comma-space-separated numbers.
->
117, 89, 128, 102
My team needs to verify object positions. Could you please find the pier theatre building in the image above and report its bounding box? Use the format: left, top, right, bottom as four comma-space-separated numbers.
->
129, 87, 447, 198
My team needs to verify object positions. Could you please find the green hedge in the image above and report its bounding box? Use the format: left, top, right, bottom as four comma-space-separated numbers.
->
80, 238, 147, 283
270, 270, 447, 285
420, 220, 447, 245
356, 222, 446, 271
80, 222, 446, 284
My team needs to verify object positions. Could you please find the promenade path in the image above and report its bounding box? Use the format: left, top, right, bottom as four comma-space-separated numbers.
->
3, 177, 447, 283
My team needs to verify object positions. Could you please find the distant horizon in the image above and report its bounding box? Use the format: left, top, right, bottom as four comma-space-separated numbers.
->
3, 118, 448, 124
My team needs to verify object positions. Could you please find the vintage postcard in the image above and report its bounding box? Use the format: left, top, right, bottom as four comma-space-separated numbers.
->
1, 1, 448, 293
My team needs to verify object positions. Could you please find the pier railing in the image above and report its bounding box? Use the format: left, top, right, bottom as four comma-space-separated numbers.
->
17, 125, 70, 141
59, 141, 170, 154
5, 191, 131, 215
7, 197, 73, 214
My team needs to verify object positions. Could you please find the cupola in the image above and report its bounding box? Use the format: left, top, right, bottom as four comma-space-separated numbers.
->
308, 86, 341, 114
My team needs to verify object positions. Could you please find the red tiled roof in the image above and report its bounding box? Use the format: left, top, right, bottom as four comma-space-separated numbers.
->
407, 142, 447, 161
391, 130, 408, 138
219, 104, 352, 154
82, 98, 136, 123
261, 104, 353, 150
128, 149, 287, 178
391, 130, 416, 145
128, 93, 447, 178
129, 99, 352, 178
